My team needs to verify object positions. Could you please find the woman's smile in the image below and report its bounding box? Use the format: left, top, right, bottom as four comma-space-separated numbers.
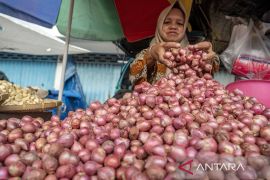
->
161, 8, 185, 42
167, 31, 179, 36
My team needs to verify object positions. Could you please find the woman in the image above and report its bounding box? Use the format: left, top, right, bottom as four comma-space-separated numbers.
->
129, 0, 219, 87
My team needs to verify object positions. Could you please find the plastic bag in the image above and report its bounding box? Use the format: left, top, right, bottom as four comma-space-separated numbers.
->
220, 20, 270, 80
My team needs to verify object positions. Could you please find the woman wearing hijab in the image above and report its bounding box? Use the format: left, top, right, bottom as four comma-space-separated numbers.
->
129, 0, 219, 87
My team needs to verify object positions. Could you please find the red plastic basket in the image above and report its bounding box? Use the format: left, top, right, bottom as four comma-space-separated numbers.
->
226, 80, 270, 108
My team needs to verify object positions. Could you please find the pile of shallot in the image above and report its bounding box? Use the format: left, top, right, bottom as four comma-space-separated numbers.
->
0, 48, 269, 180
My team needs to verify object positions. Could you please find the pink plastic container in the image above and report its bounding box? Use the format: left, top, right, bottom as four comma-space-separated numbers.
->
226, 80, 270, 108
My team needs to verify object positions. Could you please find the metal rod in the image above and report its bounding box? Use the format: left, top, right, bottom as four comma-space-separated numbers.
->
57, 0, 75, 116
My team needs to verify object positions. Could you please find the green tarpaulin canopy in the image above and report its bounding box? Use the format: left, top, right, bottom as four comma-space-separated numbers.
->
57, 0, 124, 41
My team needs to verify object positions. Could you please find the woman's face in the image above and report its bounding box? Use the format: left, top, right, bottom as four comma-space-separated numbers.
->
160, 8, 185, 42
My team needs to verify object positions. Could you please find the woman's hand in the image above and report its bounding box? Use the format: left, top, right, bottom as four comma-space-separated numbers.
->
188, 41, 216, 62
149, 42, 181, 68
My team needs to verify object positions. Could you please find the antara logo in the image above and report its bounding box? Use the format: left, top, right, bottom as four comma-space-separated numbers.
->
178, 159, 193, 175
178, 160, 245, 175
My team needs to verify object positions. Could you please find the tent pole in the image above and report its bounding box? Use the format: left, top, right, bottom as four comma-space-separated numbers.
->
57, 0, 75, 116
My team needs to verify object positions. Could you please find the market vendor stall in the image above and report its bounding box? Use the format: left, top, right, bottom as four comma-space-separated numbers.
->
0, 93, 8, 105
0, 0, 270, 179
0, 80, 62, 119
0, 44, 269, 179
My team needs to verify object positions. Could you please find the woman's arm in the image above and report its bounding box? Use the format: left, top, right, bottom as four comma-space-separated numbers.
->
129, 49, 156, 87
129, 42, 182, 87
149, 42, 181, 68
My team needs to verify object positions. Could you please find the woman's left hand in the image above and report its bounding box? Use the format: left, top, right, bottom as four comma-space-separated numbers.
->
149, 42, 181, 68
188, 41, 216, 62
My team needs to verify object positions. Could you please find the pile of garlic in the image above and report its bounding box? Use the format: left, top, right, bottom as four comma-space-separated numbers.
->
0, 80, 43, 106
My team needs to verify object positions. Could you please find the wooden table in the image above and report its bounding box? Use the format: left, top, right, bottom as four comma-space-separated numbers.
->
0, 111, 52, 121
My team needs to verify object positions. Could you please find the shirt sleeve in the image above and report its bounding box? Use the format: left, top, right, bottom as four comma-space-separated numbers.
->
129, 49, 148, 87
129, 49, 156, 86
212, 54, 220, 73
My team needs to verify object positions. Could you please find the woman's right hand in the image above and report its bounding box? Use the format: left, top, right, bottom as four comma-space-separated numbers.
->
149, 42, 181, 68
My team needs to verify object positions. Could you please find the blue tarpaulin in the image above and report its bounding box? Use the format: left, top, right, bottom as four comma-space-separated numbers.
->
47, 56, 87, 119
0, 0, 61, 27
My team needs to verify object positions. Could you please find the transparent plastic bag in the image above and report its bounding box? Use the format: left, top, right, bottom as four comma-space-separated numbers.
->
220, 20, 270, 80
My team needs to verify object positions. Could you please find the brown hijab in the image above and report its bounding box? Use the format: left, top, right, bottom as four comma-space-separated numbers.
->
129, 0, 193, 86
150, 0, 189, 47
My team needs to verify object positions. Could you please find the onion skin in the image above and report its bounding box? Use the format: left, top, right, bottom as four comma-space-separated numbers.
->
145, 155, 167, 168
8, 129, 23, 143
48, 143, 64, 158
91, 147, 106, 164
114, 143, 127, 160
260, 126, 270, 141
4, 154, 20, 166
207, 170, 225, 180
56, 165, 76, 179
58, 133, 75, 148
0, 144, 13, 161
196, 137, 217, 152
133, 159, 145, 172
42, 155, 58, 174
129, 127, 139, 140
143, 134, 163, 154
196, 151, 219, 165
2, 50, 270, 180
0, 167, 9, 179
71, 141, 84, 155
162, 132, 174, 145
225, 172, 240, 180
22, 168, 46, 180
165, 162, 177, 173
24, 133, 37, 143
76, 162, 84, 173
6, 120, 19, 131
116, 166, 127, 179
259, 144, 270, 156
73, 173, 91, 180
230, 134, 244, 145
138, 132, 150, 144
150, 125, 164, 135
122, 152, 136, 165
85, 140, 99, 152
0, 120, 7, 130
169, 146, 186, 162
151, 145, 167, 156
186, 147, 197, 159
20, 151, 38, 166
218, 141, 235, 154
243, 135, 256, 144
32, 159, 43, 169
237, 166, 257, 180
260, 166, 270, 180
165, 171, 186, 180
78, 149, 91, 163
146, 166, 166, 180
131, 172, 148, 180
84, 161, 102, 176
21, 122, 36, 133
97, 167, 115, 180
8, 161, 26, 177
125, 166, 140, 179
0, 133, 7, 143
44, 174, 58, 180
35, 138, 47, 151
104, 154, 120, 168
247, 155, 268, 170
135, 147, 147, 160
59, 151, 79, 166
15, 138, 29, 151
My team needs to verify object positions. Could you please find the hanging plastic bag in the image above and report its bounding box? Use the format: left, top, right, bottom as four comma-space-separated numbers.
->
220, 19, 270, 80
